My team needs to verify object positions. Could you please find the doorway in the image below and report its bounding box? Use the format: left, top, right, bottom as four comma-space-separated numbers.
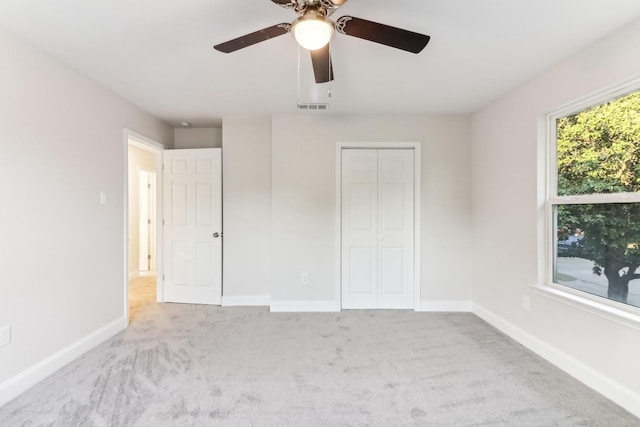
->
337, 142, 421, 310
138, 170, 156, 273
126, 131, 163, 322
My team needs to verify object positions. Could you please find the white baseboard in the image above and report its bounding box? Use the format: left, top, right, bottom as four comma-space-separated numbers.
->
128, 271, 139, 280
0, 317, 127, 407
270, 300, 340, 312
222, 295, 270, 307
417, 300, 473, 312
139, 271, 156, 277
473, 303, 640, 419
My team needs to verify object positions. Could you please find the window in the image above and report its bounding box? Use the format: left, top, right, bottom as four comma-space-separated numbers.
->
549, 88, 640, 309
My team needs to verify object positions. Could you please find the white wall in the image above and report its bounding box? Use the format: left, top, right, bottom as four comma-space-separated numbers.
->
269, 114, 472, 307
0, 27, 172, 401
174, 128, 222, 149
128, 145, 156, 277
471, 18, 640, 413
222, 117, 271, 301
221, 114, 472, 307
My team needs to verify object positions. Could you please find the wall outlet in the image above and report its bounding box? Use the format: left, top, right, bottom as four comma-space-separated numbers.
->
300, 272, 309, 285
522, 295, 531, 311
0, 325, 11, 347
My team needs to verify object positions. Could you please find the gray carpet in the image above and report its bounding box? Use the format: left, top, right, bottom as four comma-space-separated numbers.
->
0, 303, 638, 426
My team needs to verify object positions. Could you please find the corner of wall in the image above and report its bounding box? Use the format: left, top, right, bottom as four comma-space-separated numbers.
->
0, 317, 127, 407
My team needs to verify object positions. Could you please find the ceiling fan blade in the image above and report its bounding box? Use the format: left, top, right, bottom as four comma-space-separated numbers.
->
329, 0, 348, 5
270, 0, 297, 9
310, 44, 334, 83
214, 24, 291, 53
336, 16, 430, 54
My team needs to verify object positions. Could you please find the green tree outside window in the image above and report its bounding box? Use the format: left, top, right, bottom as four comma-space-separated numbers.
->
556, 91, 640, 304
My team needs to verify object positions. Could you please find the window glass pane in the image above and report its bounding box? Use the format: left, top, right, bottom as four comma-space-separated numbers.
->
556, 91, 640, 196
554, 203, 640, 308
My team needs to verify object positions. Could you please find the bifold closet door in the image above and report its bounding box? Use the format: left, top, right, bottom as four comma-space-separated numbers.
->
341, 149, 414, 309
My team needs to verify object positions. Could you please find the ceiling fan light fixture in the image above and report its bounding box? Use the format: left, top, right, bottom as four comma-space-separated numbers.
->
292, 10, 334, 50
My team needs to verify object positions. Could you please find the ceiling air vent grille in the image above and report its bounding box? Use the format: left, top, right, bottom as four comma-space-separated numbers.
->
297, 103, 329, 111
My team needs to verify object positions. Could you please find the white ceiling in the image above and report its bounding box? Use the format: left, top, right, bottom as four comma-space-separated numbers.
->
2, 0, 640, 127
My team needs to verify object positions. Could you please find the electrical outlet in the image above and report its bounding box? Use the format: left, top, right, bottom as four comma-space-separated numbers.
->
300, 272, 309, 285
522, 295, 531, 311
0, 325, 11, 347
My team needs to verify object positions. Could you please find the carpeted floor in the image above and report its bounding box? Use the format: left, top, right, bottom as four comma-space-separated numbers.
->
0, 299, 638, 426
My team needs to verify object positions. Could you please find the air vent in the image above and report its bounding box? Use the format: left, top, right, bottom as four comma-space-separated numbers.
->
297, 103, 329, 111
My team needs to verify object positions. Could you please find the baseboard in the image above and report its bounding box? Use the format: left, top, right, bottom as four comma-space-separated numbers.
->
473, 303, 640, 419
270, 300, 340, 312
128, 271, 139, 280
0, 316, 127, 407
268, 300, 473, 313
222, 295, 270, 307
417, 300, 473, 312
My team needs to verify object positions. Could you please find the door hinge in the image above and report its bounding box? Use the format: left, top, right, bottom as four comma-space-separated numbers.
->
162, 219, 165, 226
147, 183, 151, 189
162, 274, 165, 281
148, 254, 151, 260
148, 219, 151, 225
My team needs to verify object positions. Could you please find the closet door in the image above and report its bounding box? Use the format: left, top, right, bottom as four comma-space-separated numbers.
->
341, 149, 414, 309
377, 149, 414, 308
341, 149, 379, 308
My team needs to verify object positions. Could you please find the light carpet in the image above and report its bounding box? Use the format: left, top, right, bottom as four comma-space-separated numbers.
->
0, 303, 638, 426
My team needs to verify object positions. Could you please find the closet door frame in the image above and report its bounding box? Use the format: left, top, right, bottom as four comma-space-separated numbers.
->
335, 141, 421, 311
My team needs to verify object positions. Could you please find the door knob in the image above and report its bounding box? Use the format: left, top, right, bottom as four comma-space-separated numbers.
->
213, 232, 222, 238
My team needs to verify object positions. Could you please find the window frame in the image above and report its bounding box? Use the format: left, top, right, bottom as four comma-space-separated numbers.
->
542, 78, 640, 320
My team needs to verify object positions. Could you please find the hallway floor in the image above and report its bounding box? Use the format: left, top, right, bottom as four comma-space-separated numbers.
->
128, 274, 156, 321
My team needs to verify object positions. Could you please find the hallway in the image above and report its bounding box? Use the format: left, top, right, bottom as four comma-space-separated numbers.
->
128, 275, 156, 321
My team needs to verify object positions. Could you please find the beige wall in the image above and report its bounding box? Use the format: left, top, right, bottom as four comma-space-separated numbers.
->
0, 26, 172, 399
222, 117, 271, 300
471, 17, 640, 414
221, 114, 472, 308
174, 128, 222, 149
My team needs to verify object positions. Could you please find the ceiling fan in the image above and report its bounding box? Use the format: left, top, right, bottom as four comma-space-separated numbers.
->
213, 0, 431, 84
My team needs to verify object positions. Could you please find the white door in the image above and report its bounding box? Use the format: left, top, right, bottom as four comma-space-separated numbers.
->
163, 148, 222, 305
341, 149, 414, 309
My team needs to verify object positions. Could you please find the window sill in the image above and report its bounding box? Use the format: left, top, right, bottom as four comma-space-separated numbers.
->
530, 283, 640, 332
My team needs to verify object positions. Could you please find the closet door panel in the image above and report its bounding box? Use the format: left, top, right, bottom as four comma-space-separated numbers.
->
378, 149, 414, 308
341, 149, 378, 309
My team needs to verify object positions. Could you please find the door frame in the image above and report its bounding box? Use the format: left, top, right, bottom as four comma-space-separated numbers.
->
335, 141, 422, 310
124, 129, 165, 323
